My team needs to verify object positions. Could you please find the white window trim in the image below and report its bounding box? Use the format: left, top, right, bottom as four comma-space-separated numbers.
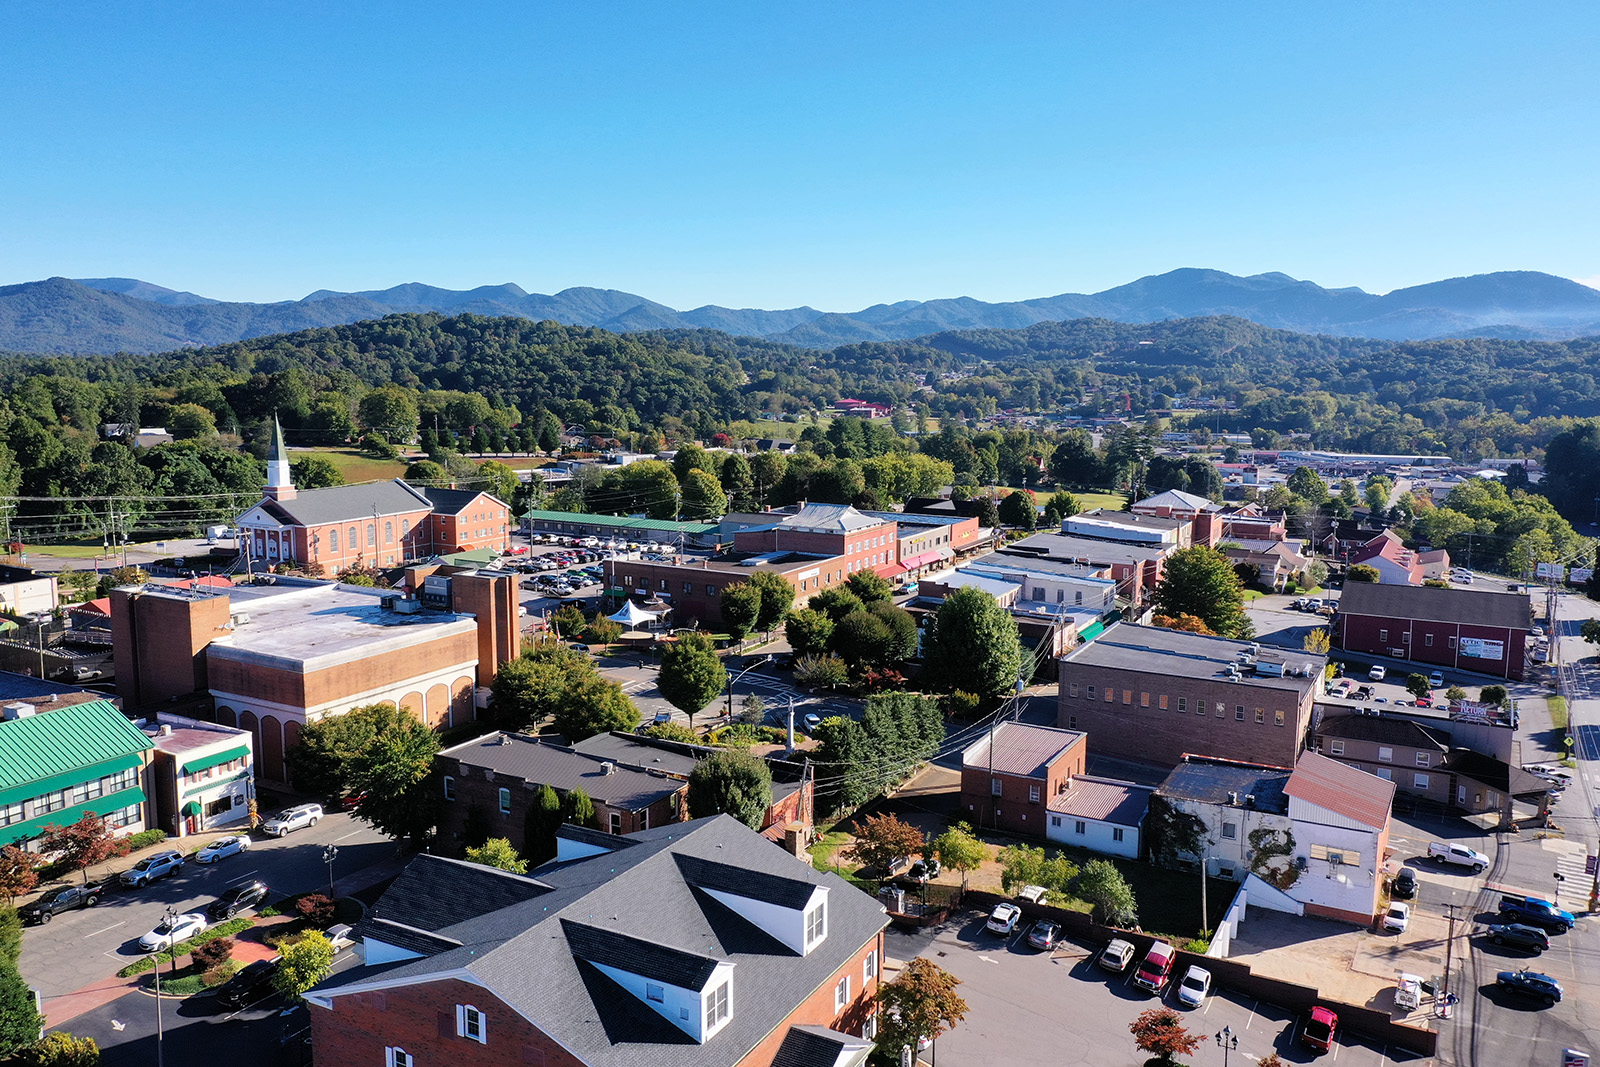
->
443, 775, 455, 800
835, 974, 851, 1011
864, 949, 879, 983
457, 1004, 486, 1044
386, 1049, 412, 1067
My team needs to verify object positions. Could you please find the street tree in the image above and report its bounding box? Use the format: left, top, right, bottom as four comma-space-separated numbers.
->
273, 931, 335, 1002
1150, 546, 1252, 638
38, 814, 127, 885
746, 570, 795, 634
720, 583, 761, 643
831, 610, 891, 667
679, 469, 728, 520
347, 712, 440, 843
0, 847, 39, 904
687, 751, 773, 829
464, 837, 528, 874
1581, 617, 1600, 647
490, 644, 591, 731
784, 607, 834, 656
869, 600, 920, 662
1480, 685, 1509, 707
1405, 674, 1432, 702
846, 813, 926, 874
659, 630, 727, 729
923, 586, 1026, 697
875, 958, 969, 1061
1129, 1007, 1201, 1066
844, 571, 893, 605
810, 587, 864, 623
551, 674, 640, 741
1076, 859, 1138, 926
998, 490, 1037, 529
931, 823, 986, 889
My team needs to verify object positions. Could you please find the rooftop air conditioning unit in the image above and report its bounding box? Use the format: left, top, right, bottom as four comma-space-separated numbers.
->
601, 761, 616, 775
392, 598, 422, 615
229, 612, 251, 627
1, 703, 35, 721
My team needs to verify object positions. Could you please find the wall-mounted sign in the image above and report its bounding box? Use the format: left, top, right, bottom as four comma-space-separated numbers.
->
1460, 637, 1504, 659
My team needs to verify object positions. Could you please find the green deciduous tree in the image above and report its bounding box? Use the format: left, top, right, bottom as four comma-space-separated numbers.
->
0, 962, 41, 1060
1150, 546, 1252, 639
272, 931, 334, 1003
687, 750, 773, 829
998, 490, 1037, 529
844, 570, 893, 605
1075, 859, 1138, 926
1347, 564, 1380, 583
810, 587, 864, 623
720, 583, 761, 643
565, 786, 596, 827
875, 958, 969, 1062
869, 600, 920, 662
551, 674, 640, 742
931, 823, 986, 889
923, 586, 1026, 697
290, 455, 345, 488
464, 837, 528, 874
167, 403, 217, 441
746, 570, 795, 634
679, 469, 728, 520
784, 607, 834, 657
1480, 684, 1509, 707
346, 712, 441, 843
659, 631, 727, 729
358, 387, 419, 442
830, 610, 892, 667
22, 1031, 99, 1067
524, 784, 564, 865
1405, 674, 1432, 701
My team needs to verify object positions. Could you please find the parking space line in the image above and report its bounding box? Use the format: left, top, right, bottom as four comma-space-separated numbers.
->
224, 869, 260, 885
1243, 999, 1259, 1028
84, 921, 124, 938
334, 830, 365, 842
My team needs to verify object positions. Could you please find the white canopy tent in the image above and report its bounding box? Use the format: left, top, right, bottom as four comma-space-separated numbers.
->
607, 600, 667, 628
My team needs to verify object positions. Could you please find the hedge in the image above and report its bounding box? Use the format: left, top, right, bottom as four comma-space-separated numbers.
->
116, 918, 254, 977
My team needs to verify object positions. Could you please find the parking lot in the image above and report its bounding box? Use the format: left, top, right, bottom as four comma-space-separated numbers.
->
887, 915, 1424, 1066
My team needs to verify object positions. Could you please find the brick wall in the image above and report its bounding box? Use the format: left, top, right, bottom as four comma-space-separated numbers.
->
205, 628, 479, 710
959, 743, 1083, 837
112, 589, 232, 709
310, 978, 585, 1067
1057, 668, 1312, 768
732, 932, 885, 1067
1337, 611, 1525, 681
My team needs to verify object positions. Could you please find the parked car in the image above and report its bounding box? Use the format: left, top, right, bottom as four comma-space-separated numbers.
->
1382, 902, 1411, 933
1098, 938, 1135, 974
985, 903, 1021, 935
194, 834, 251, 864
122, 850, 184, 887
1132, 941, 1175, 994
1428, 841, 1489, 871
1176, 965, 1212, 1008
139, 912, 207, 952
20, 884, 101, 924
1368, 665, 1386, 681
208, 879, 271, 920
802, 712, 822, 731
1391, 866, 1419, 900
215, 957, 281, 1009
260, 804, 323, 837
1486, 922, 1550, 952
905, 859, 941, 884
1496, 968, 1563, 1006
1428, 671, 1444, 687
1498, 895, 1576, 932
1301, 1006, 1338, 1051
1026, 920, 1061, 951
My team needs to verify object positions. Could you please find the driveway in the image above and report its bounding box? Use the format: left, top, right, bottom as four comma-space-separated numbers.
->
20, 811, 389, 1012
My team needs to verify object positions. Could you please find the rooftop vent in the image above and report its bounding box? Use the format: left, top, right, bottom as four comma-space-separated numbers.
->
1227, 791, 1239, 804
159, 724, 173, 736
601, 761, 616, 775
1, 703, 35, 721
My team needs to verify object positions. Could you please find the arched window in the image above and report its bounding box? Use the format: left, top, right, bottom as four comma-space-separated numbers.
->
348, 525, 358, 550
329, 528, 339, 552
385, 521, 394, 543
401, 518, 410, 537
367, 524, 376, 547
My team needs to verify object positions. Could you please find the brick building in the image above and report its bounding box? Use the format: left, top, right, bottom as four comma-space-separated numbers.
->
306, 815, 887, 1067
960, 722, 1086, 837
1057, 623, 1325, 769
235, 418, 510, 573
1334, 582, 1531, 680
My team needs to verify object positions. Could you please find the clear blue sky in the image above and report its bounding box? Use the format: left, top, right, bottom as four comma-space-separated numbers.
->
4, 2, 1597, 308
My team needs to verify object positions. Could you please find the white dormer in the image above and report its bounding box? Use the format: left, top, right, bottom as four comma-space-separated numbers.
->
588, 959, 736, 1043
699, 883, 829, 956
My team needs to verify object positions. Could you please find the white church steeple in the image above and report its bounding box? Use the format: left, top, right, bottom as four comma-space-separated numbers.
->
264, 415, 297, 502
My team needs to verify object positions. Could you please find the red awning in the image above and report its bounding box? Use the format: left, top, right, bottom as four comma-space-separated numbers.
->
877, 562, 908, 577
901, 550, 943, 569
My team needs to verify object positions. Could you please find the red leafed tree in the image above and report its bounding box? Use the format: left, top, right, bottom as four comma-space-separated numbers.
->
39, 813, 130, 884
1130, 1007, 1201, 1064
0, 847, 39, 903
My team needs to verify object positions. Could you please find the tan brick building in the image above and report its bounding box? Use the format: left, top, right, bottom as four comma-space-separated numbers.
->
306, 816, 887, 1067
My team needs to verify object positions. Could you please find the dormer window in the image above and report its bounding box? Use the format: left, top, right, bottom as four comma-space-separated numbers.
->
704, 982, 730, 1035
805, 900, 827, 946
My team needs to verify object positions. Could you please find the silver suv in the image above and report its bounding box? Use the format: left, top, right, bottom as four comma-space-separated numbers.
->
261, 803, 323, 837
121, 850, 184, 887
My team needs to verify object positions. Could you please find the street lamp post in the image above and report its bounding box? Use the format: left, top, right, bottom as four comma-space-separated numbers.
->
153, 903, 179, 1067
323, 845, 339, 897
726, 656, 772, 721
1215, 1024, 1239, 1065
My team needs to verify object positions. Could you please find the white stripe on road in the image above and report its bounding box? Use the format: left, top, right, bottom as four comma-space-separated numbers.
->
334, 830, 365, 842
85, 921, 124, 938
225, 869, 261, 885
1243, 999, 1259, 1028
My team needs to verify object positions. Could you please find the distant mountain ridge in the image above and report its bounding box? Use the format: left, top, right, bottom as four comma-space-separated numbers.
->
0, 267, 1589, 354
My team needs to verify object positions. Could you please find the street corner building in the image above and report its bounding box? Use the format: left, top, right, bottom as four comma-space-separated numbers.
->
1333, 582, 1531, 681
306, 814, 887, 1067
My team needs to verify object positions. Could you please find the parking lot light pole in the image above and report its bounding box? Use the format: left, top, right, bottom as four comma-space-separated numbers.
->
323, 844, 339, 897
1216, 1025, 1238, 1065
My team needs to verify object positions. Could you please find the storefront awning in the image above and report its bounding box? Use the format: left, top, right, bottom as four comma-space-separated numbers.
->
180, 745, 250, 776
0, 786, 146, 846
901, 551, 943, 569
181, 801, 202, 816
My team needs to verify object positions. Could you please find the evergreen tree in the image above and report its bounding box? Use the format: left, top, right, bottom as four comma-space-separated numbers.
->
0, 961, 42, 1058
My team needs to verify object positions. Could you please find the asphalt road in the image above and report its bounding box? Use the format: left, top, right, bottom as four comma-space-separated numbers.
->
888, 915, 1412, 1067
596, 657, 861, 731
21, 812, 390, 1007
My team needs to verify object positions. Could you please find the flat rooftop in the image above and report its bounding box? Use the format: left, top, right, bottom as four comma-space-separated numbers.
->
1157, 757, 1290, 814
1062, 623, 1324, 695
969, 552, 1115, 584
1008, 532, 1171, 564
205, 581, 477, 672
140, 714, 251, 756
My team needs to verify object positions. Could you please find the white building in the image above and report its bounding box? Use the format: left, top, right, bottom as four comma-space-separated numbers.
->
1278, 751, 1395, 925
1045, 776, 1153, 859
141, 713, 255, 838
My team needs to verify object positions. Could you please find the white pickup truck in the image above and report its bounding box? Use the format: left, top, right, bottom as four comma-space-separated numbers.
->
1428, 841, 1489, 871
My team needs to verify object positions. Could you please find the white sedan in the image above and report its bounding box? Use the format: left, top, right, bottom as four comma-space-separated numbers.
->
138, 912, 208, 952
1177, 965, 1212, 1007
1382, 901, 1411, 934
194, 834, 251, 864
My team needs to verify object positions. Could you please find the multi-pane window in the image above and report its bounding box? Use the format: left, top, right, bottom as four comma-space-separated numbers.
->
456, 1004, 486, 1044
1235, 705, 1245, 721
498, 788, 511, 814
1177, 697, 1187, 712
1329, 739, 1345, 755
1415, 752, 1430, 767
1255, 709, 1265, 724
705, 983, 730, 1030
105, 804, 140, 829
1074, 821, 1086, 835
806, 902, 827, 944
834, 975, 851, 1011
1086, 685, 1096, 700
386, 1048, 412, 1067
865, 950, 879, 982
991, 778, 1003, 797
1028, 785, 1040, 803
0, 803, 21, 826
1275, 710, 1285, 727
863, 1012, 878, 1039
1112, 827, 1125, 842
35, 790, 67, 814
443, 776, 455, 800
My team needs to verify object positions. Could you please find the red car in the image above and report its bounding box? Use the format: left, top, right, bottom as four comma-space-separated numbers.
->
1301, 1006, 1338, 1052
1132, 941, 1175, 994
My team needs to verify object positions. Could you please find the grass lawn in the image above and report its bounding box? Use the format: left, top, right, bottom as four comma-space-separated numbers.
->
809, 828, 853, 871
1071, 491, 1126, 512
17, 541, 125, 561
300, 448, 408, 483
1241, 589, 1267, 602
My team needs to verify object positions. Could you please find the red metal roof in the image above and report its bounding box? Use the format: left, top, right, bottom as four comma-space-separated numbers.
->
1285, 751, 1395, 830
962, 722, 1083, 778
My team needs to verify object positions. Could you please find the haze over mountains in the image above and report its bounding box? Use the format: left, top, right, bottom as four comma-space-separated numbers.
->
2, 268, 1598, 355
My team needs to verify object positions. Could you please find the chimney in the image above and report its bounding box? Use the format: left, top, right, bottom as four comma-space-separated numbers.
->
783, 823, 807, 858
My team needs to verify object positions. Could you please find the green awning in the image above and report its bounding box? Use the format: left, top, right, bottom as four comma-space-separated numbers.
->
181, 801, 202, 816
0, 786, 146, 845
0, 753, 143, 809
179, 745, 250, 777
1078, 620, 1106, 643
183, 769, 250, 798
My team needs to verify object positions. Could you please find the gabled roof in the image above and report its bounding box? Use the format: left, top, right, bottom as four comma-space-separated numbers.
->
1134, 489, 1216, 512
315, 816, 887, 1067
770, 1026, 872, 1067
259, 478, 432, 527
961, 722, 1083, 779
0, 700, 153, 793
1337, 582, 1530, 630
1285, 751, 1394, 830
1440, 749, 1551, 797
416, 486, 508, 514
777, 503, 884, 534
439, 732, 687, 811
1315, 711, 1450, 751
1047, 776, 1153, 825
674, 852, 818, 911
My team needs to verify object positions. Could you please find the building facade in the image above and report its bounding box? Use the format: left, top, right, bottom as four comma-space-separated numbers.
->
1334, 582, 1530, 680
141, 713, 254, 837
0, 699, 153, 850
959, 722, 1086, 837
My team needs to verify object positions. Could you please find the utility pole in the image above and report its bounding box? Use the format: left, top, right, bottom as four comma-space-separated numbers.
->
1439, 902, 1459, 1017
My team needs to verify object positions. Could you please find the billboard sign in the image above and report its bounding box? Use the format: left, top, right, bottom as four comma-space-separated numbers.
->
1460, 637, 1505, 660
1571, 568, 1594, 584
1536, 562, 1563, 579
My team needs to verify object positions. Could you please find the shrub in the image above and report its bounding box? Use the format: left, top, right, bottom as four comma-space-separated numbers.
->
640, 722, 700, 744
23, 1032, 99, 1067
124, 829, 169, 851
942, 691, 981, 719
295, 893, 336, 927
794, 654, 849, 689
191, 937, 233, 971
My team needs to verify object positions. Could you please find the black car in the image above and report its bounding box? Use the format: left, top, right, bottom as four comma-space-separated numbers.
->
215, 958, 281, 1009
1390, 866, 1418, 900
1496, 969, 1562, 1005
20, 884, 101, 924
905, 859, 941, 884
1486, 923, 1550, 953
208, 879, 271, 920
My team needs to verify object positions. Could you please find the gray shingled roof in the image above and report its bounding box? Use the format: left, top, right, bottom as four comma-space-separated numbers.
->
674, 853, 818, 912
770, 1026, 872, 1067
1315, 711, 1450, 751
1337, 581, 1531, 630
262, 478, 432, 526
314, 815, 887, 1067
440, 732, 687, 811
562, 920, 722, 991
417, 486, 506, 513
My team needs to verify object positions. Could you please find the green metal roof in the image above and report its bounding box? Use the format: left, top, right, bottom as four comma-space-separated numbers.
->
521, 510, 719, 534
0, 786, 146, 846
180, 745, 250, 777
0, 701, 153, 800
442, 547, 499, 565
